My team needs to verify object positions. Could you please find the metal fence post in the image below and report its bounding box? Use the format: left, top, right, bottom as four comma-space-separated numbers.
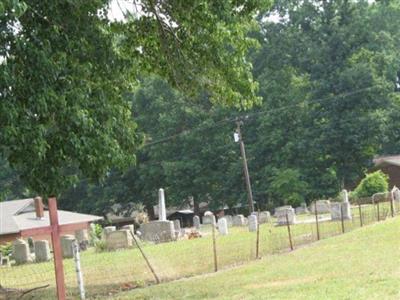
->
358, 200, 363, 227
211, 217, 218, 272
390, 191, 395, 218
72, 240, 85, 300
129, 231, 160, 284
340, 203, 345, 234
285, 212, 293, 251
376, 201, 380, 222
314, 201, 320, 240
256, 210, 260, 259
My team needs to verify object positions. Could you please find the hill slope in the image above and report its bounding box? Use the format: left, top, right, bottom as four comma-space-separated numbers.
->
114, 217, 400, 300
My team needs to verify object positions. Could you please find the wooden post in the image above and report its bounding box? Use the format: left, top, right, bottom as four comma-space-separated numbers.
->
340, 204, 345, 234
285, 213, 293, 251
256, 210, 260, 259
314, 201, 320, 241
211, 218, 218, 272
129, 231, 160, 284
358, 200, 363, 227
48, 197, 66, 300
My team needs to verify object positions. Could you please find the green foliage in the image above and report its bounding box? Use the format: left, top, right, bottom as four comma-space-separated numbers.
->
353, 171, 389, 198
94, 240, 107, 253
0, 242, 13, 256
0, 0, 269, 196
269, 169, 309, 207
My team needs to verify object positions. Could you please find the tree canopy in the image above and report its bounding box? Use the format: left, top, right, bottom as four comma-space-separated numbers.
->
0, 0, 269, 195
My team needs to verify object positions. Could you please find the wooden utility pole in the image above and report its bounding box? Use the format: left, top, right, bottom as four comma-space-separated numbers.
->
236, 120, 255, 214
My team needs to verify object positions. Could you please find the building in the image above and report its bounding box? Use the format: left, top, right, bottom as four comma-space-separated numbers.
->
0, 197, 102, 244
373, 155, 400, 188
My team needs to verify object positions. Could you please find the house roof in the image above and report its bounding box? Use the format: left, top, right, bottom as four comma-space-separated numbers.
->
373, 155, 400, 168
0, 198, 102, 236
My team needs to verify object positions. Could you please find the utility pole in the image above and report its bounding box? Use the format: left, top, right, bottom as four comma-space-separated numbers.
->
234, 119, 255, 214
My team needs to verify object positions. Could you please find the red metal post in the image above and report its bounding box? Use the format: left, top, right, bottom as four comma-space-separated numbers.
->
48, 197, 66, 300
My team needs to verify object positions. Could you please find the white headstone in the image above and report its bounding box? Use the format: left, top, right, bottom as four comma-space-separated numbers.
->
275, 207, 296, 225
13, 239, 32, 265
193, 215, 201, 229
330, 202, 352, 220
217, 218, 228, 235
258, 211, 271, 223
173, 219, 181, 238
122, 224, 135, 235
232, 215, 246, 226
61, 235, 76, 258
158, 188, 167, 221
34, 240, 51, 262
106, 229, 133, 250
342, 189, 349, 203
248, 214, 258, 232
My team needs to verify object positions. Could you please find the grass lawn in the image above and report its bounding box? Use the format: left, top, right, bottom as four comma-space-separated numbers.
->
112, 216, 400, 300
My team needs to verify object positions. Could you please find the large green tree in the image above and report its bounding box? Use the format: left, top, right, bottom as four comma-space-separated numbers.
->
0, 0, 271, 196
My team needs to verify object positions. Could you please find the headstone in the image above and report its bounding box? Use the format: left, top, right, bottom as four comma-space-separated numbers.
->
122, 224, 135, 235
258, 211, 271, 224
275, 207, 296, 225
331, 202, 352, 220
217, 218, 228, 235
232, 215, 246, 226
139, 221, 175, 243
158, 188, 167, 221
61, 235, 75, 258
105, 229, 133, 250
222, 215, 233, 227
310, 200, 331, 214
392, 186, 400, 203
193, 215, 201, 229
372, 192, 388, 203
13, 239, 32, 265
173, 219, 181, 238
248, 214, 258, 232
295, 203, 309, 214
202, 213, 216, 225
0, 255, 10, 267
342, 189, 349, 203
34, 240, 51, 262
104, 226, 116, 235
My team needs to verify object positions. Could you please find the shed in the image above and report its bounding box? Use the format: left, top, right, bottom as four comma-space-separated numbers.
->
373, 155, 400, 188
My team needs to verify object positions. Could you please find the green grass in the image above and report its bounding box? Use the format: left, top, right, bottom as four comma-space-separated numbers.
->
0, 202, 397, 299
111, 217, 400, 300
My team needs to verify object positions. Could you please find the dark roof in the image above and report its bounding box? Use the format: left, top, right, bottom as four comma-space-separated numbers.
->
374, 155, 400, 168
0, 198, 102, 235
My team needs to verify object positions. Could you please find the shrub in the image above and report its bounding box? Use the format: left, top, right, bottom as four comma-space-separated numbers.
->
89, 223, 103, 245
0, 242, 13, 256
94, 240, 107, 252
353, 171, 389, 198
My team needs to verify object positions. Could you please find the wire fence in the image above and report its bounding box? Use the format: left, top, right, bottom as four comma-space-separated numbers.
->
1, 194, 399, 299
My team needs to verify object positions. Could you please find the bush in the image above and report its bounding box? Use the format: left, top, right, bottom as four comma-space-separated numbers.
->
0, 242, 13, 256
353, 171, 389, 198
89, 223, 103, 245
94, 240, 107, 252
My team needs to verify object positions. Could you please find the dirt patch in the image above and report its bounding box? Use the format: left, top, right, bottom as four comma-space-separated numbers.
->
244, 276, 316, 289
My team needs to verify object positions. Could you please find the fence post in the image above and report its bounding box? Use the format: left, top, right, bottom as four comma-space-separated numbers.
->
376, 201, 380, 222
285, 212, 293, 251
340, 203, 345, 234
390, 191, 395, 218
256, 210, 260, 259
358, 200, 363, 227
48, 197, 66, 300
72, 240, 85, 300
211, 217, 218, 272
314, 201, 320, 241
129, 231, 160, 284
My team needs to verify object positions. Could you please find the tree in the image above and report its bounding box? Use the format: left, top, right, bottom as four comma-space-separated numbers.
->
0, 0, 271, 196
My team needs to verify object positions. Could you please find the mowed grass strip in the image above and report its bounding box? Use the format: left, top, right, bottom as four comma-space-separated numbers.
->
111, 217, 400, 300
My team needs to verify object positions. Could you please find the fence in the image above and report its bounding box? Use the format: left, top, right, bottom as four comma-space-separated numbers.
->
1, 194, 399, 299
